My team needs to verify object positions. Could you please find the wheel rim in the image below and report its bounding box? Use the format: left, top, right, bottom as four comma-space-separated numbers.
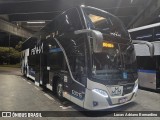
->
57, 83, 63, 97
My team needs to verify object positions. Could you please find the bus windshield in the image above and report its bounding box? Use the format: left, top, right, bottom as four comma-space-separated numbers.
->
92, 43, 137, 82
83, 7, 130, 40
82, 7, 137, 83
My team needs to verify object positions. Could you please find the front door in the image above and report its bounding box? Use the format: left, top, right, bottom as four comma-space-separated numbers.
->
70, 56, 87, 107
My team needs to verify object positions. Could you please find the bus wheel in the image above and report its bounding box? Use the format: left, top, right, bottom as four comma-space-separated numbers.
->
24, 67, 27, 76
56, 81, 63, 100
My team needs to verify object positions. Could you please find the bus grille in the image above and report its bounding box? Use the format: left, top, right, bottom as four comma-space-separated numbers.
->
122, 84, 134, 95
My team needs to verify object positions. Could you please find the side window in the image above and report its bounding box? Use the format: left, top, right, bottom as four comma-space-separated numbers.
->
47, 38, 66, 70
57, 8, 82, 34
67, 8, 83, 30
130, 28, 153, 42
154, 27, 160, 41
69, 36, 86, 73
56, 8, 86, 83
137, 56, 156, 70
28, 36, 38, 67
67, 36, 86, 83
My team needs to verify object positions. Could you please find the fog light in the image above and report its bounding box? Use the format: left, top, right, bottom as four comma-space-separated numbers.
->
93, 101, 98, 107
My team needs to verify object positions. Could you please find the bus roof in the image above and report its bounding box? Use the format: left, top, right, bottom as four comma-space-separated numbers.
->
128, 22, 160, 32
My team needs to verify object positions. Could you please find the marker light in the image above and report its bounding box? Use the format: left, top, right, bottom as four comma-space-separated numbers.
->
27, 21, 45, 24
81, 4, 85, 7
103, 42, 114, 48
92, 89, 108, 98
133, 83, 138, 93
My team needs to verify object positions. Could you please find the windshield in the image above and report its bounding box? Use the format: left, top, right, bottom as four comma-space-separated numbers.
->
83, 7, 130, 40
92, 42, 137, 82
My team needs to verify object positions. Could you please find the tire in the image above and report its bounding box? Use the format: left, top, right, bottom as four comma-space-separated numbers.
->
24, 67, 27, 76
22, 67, 25, 76
56, 81, 64, 100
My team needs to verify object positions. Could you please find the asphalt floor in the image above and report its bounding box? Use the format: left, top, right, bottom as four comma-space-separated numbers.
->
0, 67, 159, 120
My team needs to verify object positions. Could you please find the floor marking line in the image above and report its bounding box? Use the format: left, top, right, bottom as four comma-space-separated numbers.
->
59, 106, 72, 110
44, 93, 54, 101
27, 82, 31, 84
23, 78, 26, 81
34, 87, 40, 91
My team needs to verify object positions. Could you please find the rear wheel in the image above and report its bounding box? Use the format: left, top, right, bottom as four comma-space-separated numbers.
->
24, 67, 27, 76
56, 81, 63, 100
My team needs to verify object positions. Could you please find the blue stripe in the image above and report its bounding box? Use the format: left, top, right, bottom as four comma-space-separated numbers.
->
138, 69, 156, 73
49, 48, 62, 53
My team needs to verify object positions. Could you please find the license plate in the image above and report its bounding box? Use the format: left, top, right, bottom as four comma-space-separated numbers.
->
119, 97, 128, 103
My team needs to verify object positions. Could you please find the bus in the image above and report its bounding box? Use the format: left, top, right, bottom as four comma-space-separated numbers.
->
129, 23, 160, 90
21, 5, 148, 110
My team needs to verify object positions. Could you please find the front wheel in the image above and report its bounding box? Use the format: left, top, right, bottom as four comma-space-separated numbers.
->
56, 81, 63, 100
23, 67, 27, 77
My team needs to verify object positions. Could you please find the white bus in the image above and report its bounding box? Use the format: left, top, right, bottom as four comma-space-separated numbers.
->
21, 5, 153, 110
129, 23, 160, 90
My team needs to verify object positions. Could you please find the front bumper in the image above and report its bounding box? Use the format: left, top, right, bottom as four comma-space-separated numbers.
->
83, 87, 137, 110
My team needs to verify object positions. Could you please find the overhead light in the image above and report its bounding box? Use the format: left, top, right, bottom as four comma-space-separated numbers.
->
81, 4, 85, 7
27, 21, 45, 24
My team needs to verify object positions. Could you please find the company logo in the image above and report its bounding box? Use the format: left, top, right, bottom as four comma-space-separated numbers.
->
2, 112, 11, 117
1, 112, 42, 117
111, 87, 123, 96
110, 32, 121, 37
31, 43, 43, 55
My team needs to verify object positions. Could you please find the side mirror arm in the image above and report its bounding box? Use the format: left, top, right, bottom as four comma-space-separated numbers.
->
74, 29, 103, 53
74, 29, 103, 41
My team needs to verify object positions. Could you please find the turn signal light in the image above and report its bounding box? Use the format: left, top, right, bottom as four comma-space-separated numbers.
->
103, 42, 114, 48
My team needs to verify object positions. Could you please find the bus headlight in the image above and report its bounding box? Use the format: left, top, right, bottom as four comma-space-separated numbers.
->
92, 89, 108, 98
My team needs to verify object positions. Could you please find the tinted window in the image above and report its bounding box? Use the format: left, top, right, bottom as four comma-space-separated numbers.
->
22, 36, 37, 50
92, 43, 137, 81
47, 38, 65, 70
49, 52, 64, 70
137, 56, 157, 70
56, 9, 86, 83
28, 55, 36, 66
28, 54, 40, 68
130, 28, 153, 42
57, 8, 82, 34
59, 35, 86, 73
154, 26, 160, 41
83, 7, 130, 40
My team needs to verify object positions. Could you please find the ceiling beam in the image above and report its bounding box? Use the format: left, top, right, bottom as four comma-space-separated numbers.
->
0, 0, 83, 15
104, 7, 137, 16
0, 0, 138, 15
127, 0, 160, 28
0, 15, 9, 21
8, 6, 137, 22
9, 12, 60, 22
0, 19, 33, 38
0, 0, 50, 3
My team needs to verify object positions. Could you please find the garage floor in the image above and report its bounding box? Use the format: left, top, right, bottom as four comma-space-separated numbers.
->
0, 67, 159, 120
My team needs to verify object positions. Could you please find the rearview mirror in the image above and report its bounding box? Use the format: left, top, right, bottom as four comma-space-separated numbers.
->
74, 29, 103, 53
132, 40, 154, 57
